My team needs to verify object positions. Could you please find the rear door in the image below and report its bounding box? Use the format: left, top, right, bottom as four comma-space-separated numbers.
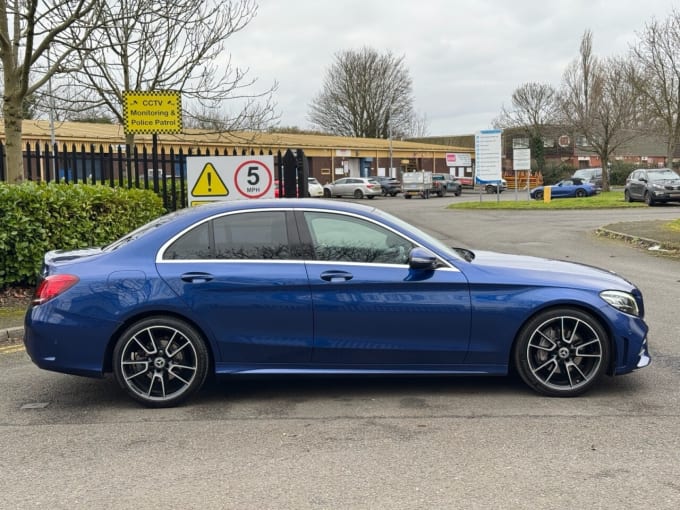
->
156, 209, 313, 364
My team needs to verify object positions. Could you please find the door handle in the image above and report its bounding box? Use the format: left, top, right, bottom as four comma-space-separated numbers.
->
180, 272, 214, 283
320, 270, 353, 282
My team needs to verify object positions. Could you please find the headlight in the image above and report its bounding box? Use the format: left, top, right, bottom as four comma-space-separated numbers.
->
600, 290, 639, 316
651, 184, 664, 191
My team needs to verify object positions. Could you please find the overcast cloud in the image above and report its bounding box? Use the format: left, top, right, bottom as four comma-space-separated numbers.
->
226, 0, 677, 136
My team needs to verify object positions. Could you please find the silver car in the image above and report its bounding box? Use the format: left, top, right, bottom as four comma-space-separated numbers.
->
323, 177, 382, 199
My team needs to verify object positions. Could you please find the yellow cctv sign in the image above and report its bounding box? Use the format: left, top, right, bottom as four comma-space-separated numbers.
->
123, 90, 182, 134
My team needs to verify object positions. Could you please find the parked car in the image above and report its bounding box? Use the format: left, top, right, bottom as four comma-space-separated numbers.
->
373, 176, 402, 196
530, 178, 598, 200
572, 168, 603, 190
274, 177, 324, 198
431, 174, 462, 196
307, 177, 324, 197
323, 177, 381, 199
483, 178, 508, 194
25, 199, 650, 407
624, 168, 680, 206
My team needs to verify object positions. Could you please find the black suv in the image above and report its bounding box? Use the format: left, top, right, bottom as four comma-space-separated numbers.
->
624, 168, 680, 205
373, 176, 402, 196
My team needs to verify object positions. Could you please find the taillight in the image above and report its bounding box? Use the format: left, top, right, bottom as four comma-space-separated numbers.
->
32, 274, 79, 305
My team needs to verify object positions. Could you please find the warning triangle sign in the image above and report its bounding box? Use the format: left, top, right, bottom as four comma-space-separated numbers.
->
191, 163, 229, 197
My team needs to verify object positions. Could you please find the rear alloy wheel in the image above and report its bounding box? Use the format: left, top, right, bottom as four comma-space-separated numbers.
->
354, 189, 364, 199
575, 188, 586, 197
624, 190, 632, 202
113, 316, 209, 407
514, 308, 610, 397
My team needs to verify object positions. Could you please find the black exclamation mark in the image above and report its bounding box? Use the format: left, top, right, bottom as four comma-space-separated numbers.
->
207, 172, 212, 192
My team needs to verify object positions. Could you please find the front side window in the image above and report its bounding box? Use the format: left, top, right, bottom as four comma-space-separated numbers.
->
303, 212, 413, 264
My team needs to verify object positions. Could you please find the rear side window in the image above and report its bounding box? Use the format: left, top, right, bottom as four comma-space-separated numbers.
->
163, 211, 289, 260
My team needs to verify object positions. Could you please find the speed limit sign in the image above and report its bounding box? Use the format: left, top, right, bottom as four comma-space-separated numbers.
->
187, 155, 275, 205
234, 159, 274, 199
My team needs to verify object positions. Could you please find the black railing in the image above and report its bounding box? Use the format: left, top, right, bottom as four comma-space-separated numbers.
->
1, 142, 306, 211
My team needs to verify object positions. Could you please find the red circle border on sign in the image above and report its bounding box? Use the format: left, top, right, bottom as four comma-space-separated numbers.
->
234, 159, 273, 199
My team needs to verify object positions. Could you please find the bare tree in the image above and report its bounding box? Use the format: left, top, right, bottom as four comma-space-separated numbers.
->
495, 82, 560, 172
308, 47, 418, 139
629, 9, 680, 167
560, 30, 640, 191
0, 0, 100, 182
46, 0, 277, 146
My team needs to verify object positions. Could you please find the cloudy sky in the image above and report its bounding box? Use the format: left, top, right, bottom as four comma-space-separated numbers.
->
227, 0, 677, 136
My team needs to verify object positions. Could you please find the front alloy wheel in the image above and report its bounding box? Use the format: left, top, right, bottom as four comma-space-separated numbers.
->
514, 308, 610, 397
113, 317, 209, 407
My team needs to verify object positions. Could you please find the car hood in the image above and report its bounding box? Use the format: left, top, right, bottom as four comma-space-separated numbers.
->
458, 250, 635, 291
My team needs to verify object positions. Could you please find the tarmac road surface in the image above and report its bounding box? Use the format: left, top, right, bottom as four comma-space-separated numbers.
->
1, 196, 679, 509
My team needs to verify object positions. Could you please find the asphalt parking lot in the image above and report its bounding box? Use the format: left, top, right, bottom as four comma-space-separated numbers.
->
2, 195, 679, 509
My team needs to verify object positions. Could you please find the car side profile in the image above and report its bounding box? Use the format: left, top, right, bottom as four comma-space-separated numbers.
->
323, 177, 382, 199
24, 199, 650, 407
530, 178, 598, 200
624, 168, 680, 205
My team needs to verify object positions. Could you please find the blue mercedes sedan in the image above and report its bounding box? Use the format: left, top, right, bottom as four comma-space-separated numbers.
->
25, 199, 650, 407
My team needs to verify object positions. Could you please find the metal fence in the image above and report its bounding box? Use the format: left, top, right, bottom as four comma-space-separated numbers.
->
0, 142, 307, 211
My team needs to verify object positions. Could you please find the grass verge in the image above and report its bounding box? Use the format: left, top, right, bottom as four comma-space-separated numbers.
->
448, 191, 647, 210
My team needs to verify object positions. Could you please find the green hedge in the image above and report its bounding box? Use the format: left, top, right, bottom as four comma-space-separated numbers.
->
0, 182, 166, 287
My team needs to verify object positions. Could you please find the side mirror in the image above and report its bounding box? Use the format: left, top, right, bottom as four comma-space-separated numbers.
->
408, 247, 438, 270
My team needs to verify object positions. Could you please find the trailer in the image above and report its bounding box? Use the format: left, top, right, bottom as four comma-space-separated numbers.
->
402, 171, 435, 199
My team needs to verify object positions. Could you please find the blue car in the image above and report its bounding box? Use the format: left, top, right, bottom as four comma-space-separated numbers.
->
25, 199, 650, 407
531, 178, 598, 200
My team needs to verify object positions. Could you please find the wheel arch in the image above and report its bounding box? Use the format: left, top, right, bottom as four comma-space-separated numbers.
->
103, 310, 217, 374
507, 302, 618, 376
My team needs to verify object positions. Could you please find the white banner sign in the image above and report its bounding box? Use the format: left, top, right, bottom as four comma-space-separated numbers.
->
474, 129, 502, 183
513, 148, 531, 170
446, 152, 472, 167
187, 155, 275, 206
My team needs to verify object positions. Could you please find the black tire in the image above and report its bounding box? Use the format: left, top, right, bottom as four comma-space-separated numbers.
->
367, 195, 375, 199
323, 188, 331, 198
353, 189, 364, 199
486, 185, 495, 194
644, 191, 655, 206
575, 188, 586, 198
404, 194, 412, 199
624, 190, 632, 202
438, 189, 446, 197
454, 188, 461, 196
390, 192, 398, 197
513, 308, 610, 397
534, 190, 544, 200
113, 316, 209, 407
